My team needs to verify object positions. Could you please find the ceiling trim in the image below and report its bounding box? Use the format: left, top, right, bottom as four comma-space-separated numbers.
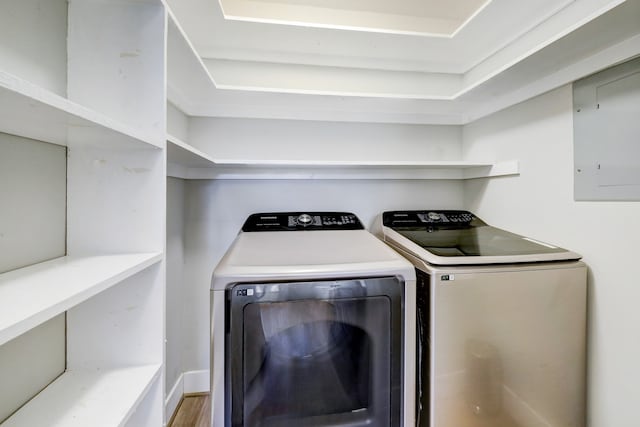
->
171, 0, 588, 74
200, 0, 637, 103
217, 0, 492, 38
166, 0, 640, 125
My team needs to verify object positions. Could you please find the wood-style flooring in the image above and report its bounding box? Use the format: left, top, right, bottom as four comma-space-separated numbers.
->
168, 394, 211, 427
169, 394, 521, 427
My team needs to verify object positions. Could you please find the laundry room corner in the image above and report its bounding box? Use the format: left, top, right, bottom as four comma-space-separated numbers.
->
174, 178, 465, 396
4, 0, 639, 424
462, 84, 640, 426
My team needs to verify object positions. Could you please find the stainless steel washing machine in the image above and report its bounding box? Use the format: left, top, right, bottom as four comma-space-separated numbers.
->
211, 212, 416, 427
373, 210, 587, 427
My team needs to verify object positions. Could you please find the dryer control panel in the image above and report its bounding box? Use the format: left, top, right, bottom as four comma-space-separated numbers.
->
242, 212, 364, 231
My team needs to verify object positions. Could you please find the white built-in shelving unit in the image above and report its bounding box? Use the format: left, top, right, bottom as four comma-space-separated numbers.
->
0, 0, 166, 425
165, 9, 519, 181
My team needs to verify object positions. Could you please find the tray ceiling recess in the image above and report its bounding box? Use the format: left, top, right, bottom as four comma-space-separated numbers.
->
166, 0, 640, 124
218, 0, 491, 36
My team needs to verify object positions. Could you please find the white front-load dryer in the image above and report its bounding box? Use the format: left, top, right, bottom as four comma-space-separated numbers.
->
211, 212, 416, 427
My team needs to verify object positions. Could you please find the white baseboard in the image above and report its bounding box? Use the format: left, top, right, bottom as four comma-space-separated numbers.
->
165, 370, 210, 424
184, 369, 210, 394
165, 373, 184, 423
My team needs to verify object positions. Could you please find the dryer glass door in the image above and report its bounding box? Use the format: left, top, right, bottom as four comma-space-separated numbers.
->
226, 277, 403, 427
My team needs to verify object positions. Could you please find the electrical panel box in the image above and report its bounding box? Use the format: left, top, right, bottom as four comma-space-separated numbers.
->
573, 56, 640, 201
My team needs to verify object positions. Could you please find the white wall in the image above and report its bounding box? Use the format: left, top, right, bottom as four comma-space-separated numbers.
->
167, 102, 189, 142
166, 177, 186, 416
179, 179, 464, 387
166, 102, 189, 412
463, 84, 640, 427
0, 133, 66, 271
0, 314, 66, 423
0, 0, 68, 96
189, 117, 462, 162
0, 134, 66, 422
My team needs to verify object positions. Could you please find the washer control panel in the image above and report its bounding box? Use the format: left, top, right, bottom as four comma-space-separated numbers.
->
417, 211, 474, 224
242, 212, 364, 231
383, 210, 483, 228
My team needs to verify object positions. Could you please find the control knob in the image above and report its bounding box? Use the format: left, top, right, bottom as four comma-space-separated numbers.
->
297, 214, 313, 226
427, 212, 441, 221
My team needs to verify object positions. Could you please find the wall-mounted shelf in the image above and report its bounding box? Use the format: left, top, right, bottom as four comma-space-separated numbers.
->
1, 364, 161, 427
167, 0, 518, 179
166, 8, 218, 117
166, 134, 519, 180
0, 71, 162, 149
0, 253, 162, 347
166, 136, 214, 166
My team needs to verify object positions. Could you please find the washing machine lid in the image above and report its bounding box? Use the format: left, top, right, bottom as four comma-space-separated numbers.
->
380, 210, 581, 266
212, 212, 415, 290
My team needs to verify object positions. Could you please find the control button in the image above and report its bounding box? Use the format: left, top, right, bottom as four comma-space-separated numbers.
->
427, 212, 441, 221
297, 214, 313, 226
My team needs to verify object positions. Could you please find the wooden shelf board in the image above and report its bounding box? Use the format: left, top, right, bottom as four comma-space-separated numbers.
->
164, 137, 519, 180
0, 71, 162, 149
167, 134, 216, 168
1, 364, 162, 427
179, 161, 518, 180
211, 159, 494, 168
166, 133, 513, 169
0, 253, 163, 347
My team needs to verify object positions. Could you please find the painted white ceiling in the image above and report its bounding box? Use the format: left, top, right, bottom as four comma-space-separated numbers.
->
168, 0, 583, 73
249, 0, 485, 21
166, 0, 640, 123
219, 0, 490, 36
